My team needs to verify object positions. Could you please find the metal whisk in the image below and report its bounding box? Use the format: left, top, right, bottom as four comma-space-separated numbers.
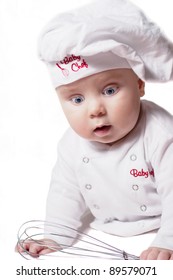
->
17, 220, 139, 260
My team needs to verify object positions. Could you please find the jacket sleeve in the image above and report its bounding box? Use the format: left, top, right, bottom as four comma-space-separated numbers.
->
44, 135, 87, 247
150, 137, 173, 250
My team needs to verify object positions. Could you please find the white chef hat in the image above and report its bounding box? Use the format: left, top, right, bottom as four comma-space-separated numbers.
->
38, 0, 173, 88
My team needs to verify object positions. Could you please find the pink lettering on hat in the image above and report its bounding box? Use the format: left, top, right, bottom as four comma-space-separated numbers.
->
71, 59, 88, 72
56, 63, 69, 77
56, 54, 89, 77
60, 55, 81, 64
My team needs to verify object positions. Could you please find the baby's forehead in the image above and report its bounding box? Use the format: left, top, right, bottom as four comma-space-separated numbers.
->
57, 69, 136, 91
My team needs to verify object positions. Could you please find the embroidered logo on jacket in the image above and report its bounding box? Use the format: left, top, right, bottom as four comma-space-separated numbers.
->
130, 168, 155, 178
56, 54, 88, 77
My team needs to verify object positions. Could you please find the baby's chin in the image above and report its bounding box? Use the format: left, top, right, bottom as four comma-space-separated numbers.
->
91, 130, 134, 146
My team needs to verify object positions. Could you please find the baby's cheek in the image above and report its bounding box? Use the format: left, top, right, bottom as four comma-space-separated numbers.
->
71, 120, 90, 138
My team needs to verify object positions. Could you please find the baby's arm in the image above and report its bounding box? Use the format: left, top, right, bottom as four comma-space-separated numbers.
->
140, 247, 173, 260
16, 239, 60, 258
145, 136, 173, 260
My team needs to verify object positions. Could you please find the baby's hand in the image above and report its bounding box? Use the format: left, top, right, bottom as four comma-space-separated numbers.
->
140, 247, 173, 260
15, 239, 60, 258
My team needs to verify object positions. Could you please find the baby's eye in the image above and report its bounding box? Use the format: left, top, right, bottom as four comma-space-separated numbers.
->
70, 95, 85, 104
103, 86, 118, 96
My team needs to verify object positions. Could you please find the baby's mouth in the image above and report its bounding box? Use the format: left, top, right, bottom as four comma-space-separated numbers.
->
94, 125, 112, 136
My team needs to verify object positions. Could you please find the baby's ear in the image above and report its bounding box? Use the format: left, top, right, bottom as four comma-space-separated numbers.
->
138, 79, 145, 97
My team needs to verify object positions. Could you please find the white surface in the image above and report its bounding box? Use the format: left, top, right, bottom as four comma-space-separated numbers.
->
0, 1, 173, 277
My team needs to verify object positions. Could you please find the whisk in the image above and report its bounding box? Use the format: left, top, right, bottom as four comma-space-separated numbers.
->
17, 220, 139, 260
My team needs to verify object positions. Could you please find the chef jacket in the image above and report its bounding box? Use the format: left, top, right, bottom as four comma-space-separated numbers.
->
45, 100, 173, 250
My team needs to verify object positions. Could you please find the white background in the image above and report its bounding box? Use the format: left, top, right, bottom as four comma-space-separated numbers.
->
0, 0, 173, 274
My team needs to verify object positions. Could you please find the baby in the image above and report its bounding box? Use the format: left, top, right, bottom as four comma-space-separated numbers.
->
17, 0, 173, 259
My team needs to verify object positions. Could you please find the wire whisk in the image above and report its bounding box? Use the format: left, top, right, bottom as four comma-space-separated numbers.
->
17, 220, 139, 260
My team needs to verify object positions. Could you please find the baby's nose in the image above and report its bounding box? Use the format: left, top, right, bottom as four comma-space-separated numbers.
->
89, 99, 106, 118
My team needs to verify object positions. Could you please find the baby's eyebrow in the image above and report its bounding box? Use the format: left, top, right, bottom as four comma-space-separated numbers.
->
97, 72, 124, 81
57, 87, 80, 96
58, 84, 81, 93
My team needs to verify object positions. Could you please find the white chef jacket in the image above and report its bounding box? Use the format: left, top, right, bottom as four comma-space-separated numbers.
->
46, 100, 173, 250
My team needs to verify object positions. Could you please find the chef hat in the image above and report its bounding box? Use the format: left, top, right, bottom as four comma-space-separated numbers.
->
38, 0, 173, 88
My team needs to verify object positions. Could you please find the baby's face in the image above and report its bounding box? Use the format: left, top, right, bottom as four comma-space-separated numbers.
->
56, 69, 145, 145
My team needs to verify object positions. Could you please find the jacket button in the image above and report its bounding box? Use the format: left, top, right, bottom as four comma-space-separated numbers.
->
85, 184, 92, 190
105, 217, 115, 223
93, 204, 100, 209
140, 205, 147, 212
83, 157, 89, 163
130, 154, 137, 161
132, 184, 139, 191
